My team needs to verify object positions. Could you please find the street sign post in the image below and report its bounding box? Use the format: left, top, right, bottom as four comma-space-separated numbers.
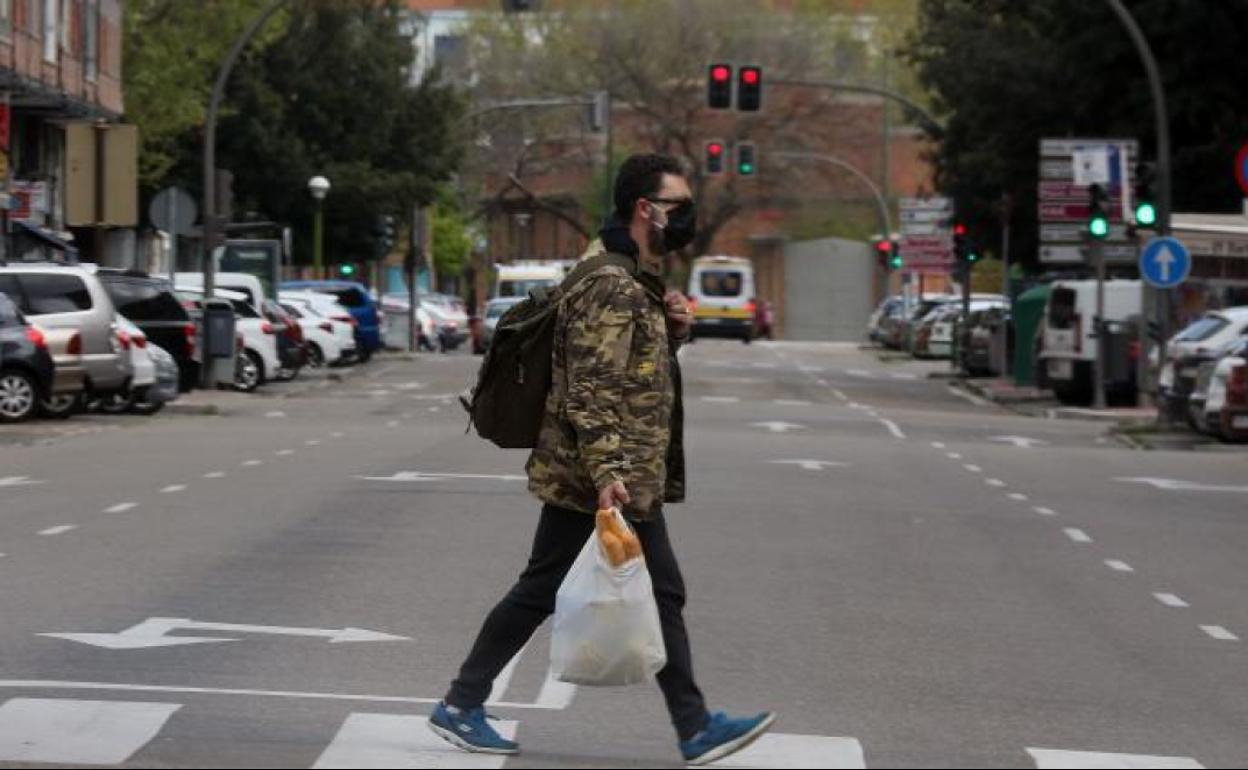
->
1139, 236, 1191, 289
1038, 138, 1138, 265
150, 186, 198, 285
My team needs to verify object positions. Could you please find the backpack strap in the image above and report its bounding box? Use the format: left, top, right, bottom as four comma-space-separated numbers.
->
559, 251, 639, 293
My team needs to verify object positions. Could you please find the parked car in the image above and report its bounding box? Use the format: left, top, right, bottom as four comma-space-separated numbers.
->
0, 291, 55, 423
868, 296, 903, 344
963, 305, 1013, 377
912, 304, 956, 359
262, 300, 307, 381
280, 280, 383, 360
94, 268, 199, 391
177, 287, 280, 393
0, 264, 131, 401
139, 342, 182, 414
92, 314, 158, 414
480, 296, 526, 353
177, 271, 267, 313
1040, 279, 1141, 405
278, 298, 352, 367
688, 255, 757, 343
422, 293, 470, 351
1186, 337, 1248, 440
35, 326, 88, 419
379, 293, 441, 352
1159, 308, 1248, 423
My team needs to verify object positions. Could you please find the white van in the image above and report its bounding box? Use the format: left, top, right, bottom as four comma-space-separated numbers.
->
176, 272, 267, 312
494, 262, 571, 299
688, 255, 757, 343
1040, 279, 1141, 404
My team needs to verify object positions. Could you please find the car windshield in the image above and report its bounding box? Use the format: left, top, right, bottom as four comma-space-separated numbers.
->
1175, 315, 1230, 343
103, 279, 189, 322
699, 270, 744, 298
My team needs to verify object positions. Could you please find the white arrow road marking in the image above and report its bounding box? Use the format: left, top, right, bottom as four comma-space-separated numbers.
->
0, 698, 182, 765
751, 421, 806, 434
771, 460, 851, 471
314, 713, 519, 770
1201, 625, 1239, 642
357, 472, 528, 483
1154, 593, 1189, 608
1115, 477, 1248, 494
707, 733, 866, 769
1027, 748, 1204, 769
40, 617, 410, 650
990, 435, 1049, 449
0, 476, 44, 488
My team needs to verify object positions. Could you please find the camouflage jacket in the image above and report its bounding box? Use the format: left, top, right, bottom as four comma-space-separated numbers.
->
526, 254, 686, 520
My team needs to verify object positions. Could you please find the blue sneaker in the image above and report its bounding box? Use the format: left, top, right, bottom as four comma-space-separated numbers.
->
680, 711, 776, 766
427, 701, 519, 755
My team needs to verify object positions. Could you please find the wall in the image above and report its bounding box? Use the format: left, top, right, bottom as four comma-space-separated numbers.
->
782, 236, 873, 341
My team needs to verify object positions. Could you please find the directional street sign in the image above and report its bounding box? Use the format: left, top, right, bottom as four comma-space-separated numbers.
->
1139, 237, 1191, 289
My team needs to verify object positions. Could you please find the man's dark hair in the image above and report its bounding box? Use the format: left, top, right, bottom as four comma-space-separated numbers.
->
613, 153, 685, 222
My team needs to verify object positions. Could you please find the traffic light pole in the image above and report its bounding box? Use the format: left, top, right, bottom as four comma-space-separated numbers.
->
1104, 0, 1171, 414
1092, 236, 1108, 410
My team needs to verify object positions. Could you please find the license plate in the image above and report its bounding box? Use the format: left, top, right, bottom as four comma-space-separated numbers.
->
1048, 359, 1073, 380
1234, 416, 1248, 429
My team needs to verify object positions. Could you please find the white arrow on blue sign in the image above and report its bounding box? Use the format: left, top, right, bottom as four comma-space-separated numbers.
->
1139, 236, 1191, 289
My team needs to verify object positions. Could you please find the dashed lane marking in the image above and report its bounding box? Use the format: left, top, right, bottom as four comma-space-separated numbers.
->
104, 503, 138, 514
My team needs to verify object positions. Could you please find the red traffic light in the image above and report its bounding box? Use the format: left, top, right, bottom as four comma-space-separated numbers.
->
741, 67, 760, 85
875, 240, 891, 253
711, 65, 731, 82
953, 223, 967, 236
707, 142, 724, 156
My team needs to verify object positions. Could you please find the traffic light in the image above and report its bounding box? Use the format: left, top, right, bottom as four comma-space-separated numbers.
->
736, 142, 756, 176
952, 222, 980, 264
1133, 162, 1157, 228
1088, 183, 1110, 240
375, 214, 396, 256
705, 140, 725, 174
737, 65, 762, 112
338, 263, 356, 278
708, 63, 732, 110
873, 236, 902, 270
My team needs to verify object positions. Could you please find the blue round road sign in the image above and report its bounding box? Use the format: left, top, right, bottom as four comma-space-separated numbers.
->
1140, 236, 1191, 289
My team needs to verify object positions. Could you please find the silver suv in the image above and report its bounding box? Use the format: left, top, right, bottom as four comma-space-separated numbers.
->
0, 264, 131, 397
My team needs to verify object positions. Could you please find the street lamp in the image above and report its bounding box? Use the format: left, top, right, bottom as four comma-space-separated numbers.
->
308, 175, 330, 278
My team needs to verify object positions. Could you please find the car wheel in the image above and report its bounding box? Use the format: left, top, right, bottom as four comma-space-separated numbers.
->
39, 392, 82, 420
307, 343, 326, 369
0, 369, 39, 423
96, 390, 137, 415
235, 351, 262, 392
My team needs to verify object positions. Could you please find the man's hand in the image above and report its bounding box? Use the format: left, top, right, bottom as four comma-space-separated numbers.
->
664, 290, 692, 340
598, 480, 631, 512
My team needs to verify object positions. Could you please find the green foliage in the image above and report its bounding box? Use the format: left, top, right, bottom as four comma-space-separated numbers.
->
905, 0, 1248, 271
217, 0, 465, 267
431, 191, 474, 279
123, 0, 288, 192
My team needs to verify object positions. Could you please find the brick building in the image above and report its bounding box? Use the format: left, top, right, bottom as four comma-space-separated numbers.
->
0, 0, 131, 264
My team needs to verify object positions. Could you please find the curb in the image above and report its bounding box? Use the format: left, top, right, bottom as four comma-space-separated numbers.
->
165, 402, 220, 416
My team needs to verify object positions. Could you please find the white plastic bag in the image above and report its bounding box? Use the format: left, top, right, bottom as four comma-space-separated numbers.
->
550, 514, 667, 687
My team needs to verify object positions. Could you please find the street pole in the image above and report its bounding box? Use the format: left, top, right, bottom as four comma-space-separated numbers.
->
1093, 236, 1108, 410
1104, 0, 1170, 414
201, 0, 289, 387
313, 199, 324, 279
770, 78, 945, 138
999, 192, 1014, 377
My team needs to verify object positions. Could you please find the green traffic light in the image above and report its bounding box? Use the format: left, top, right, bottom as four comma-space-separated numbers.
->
1135, 202, 1157, 227
340, 265, 356, 276
1088, 215, 1110, 239
967, 252, 979, 263
739, 163, 754, 175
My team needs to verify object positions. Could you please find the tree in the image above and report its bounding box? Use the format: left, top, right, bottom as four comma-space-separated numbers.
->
905, 0, 1248, 271
216, 0, 465, 268
431, 191, 475, 282
123, 0, 286, 193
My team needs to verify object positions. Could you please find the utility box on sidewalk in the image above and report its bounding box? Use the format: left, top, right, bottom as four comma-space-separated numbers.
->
203, 298, 237, 387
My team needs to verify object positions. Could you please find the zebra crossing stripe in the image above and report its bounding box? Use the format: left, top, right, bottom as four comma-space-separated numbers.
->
0, 697, 180, 765
313, 713, 518, 769
706, 733, 866, 768
1026, 748, 1204, 768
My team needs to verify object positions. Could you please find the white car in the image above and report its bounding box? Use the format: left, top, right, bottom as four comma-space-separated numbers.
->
279, 298, 351, 367
380, 294, 439, 351
279, 291, 358, 364
420, 293, 470, 351
176, 286, 280, 392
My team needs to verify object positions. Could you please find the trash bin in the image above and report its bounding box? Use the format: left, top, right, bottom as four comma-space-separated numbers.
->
203, 298, 237, 387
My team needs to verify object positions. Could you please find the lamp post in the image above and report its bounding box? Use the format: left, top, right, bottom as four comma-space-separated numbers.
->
308, 175, 330, 278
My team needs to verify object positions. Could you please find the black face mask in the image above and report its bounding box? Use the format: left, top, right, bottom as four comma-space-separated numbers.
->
649, 200, 697, 254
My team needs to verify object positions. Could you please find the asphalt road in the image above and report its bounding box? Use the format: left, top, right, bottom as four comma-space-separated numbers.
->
0, 341, 1245, 768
